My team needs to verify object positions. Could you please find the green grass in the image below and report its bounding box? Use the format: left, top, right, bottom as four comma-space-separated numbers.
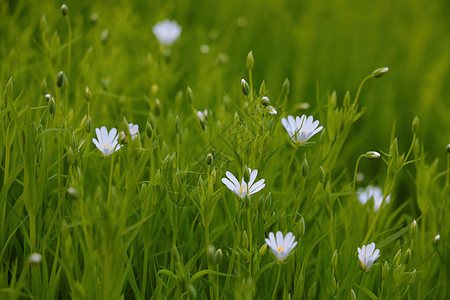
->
0, 0, 448, 299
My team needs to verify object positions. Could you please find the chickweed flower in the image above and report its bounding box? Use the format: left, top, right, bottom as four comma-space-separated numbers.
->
357, 185, 390, 212
152, 19, 181, 47
357, 242, 380, 272
28, 253, 43, 265
221, 168, 265, 199
265, 231, 298, 263
281, 115, 323, 146
92, 126, 121, 157
128, 123, 139, 139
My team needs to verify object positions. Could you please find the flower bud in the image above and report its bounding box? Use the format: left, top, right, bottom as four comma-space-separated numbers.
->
265, 106, 277, 115
410, 220, 417, 240
207, 245, 216, 265
412, 116, 419, 134
234, 111, 240, 124
331, 250, 338, 269
154, 99, 161, 117
175, 115, 182, 135
372, 67, 389, 78
259, 243, 267, 256
259, 80, 266, 96
343, 91, 350, 108
85, 115, 92, 133
243, 167, 251, 183
48, 96, 56, 115
61, 4, 68, 16
298, 216, 305, 237
215, 249, 223, 264
146, 122, 153, 139
261, 96, 270, 106
67, 187, 81, 200
197, 111, 206, 129
302, 158, 309, 177
84, 86, 92, 102
308, 282, 317, 299
45, 93, 52, 102
40, 78, 48, 96
404, 248, 411, 265
241, 79, 250, 96
408, 269, 416, 285
56, 71, 64, 88
365, 151, 380, 159
28, 253, 43, 265
40, 15, 48, 34
447, 143, 450, 154
382, 261, 390, 280
244, 194, 251, 209
433, 234, 440, 247
331, 276, 337, 294
206, 153, 213, 165
242, 230, 249, 249
67, 147, 75, 165
101, 29, 109, 43
246, 50, 254, 69
393, 249, 402, 266
119, 131, 128, 145
282, 78, 290, 96
186, 86, 194, 105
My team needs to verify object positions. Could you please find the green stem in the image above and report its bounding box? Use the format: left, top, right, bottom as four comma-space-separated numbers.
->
352, 154, 365, 192
3, 137, 10, 186
30, 213, 36, 250
403, 134, 416, 165
107, 155, 115, 206
248, 69, 253, 103
271, 264, 282, 300
353, 74, 373, 106
205, 224, 214, 300
65, 15, 72, 78
247, 208, 252, 276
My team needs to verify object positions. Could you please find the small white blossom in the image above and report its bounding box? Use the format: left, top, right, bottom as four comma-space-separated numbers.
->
28, 253, 43, 265
92, 126, 121, 157
152, 19, 181, 47
357, 185, 390, 212
221, 168, 265, 199
281, 115, 323, 145
265, 231, 298, 263
128, 123, 139, 139
357, 242, 380, 272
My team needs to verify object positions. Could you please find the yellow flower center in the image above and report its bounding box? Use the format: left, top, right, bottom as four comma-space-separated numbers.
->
277, 247, 285, 252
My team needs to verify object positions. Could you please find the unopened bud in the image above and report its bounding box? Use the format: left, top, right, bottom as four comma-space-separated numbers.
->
365, 151, 380, 159
186, 86, 194, 105
408, 269, 416, 285
259, 243, 267, 256
215, 249, 223, 264
234, 111, 240, 124
261, 96, 270, 106
28, 253, 43, 265
61, 4, 68, 16
56, 71, 64, 88
331, 250, 338, 269
241, 79, 250, 96
382, 261, 390, 280
40, 15, 48, 34
410, 220, 417, 240
412, 116, 419, 134
372, 67, 389, 78
343, 91, 350, 108
265, 106, 277, 115
175, 115, 182, 135
244, 194, 251, 209
447, 144, 450, 154
242, 231, 249, 249
85, 86, 91, 102
243, 168, 251, 183
393, 249, 402, 266
433, 234, 440, 247
206, 153, 213, 165
40, 78, 48, 96
298, 216, 305, 236
259, 80, 266, 96
207, 245, 216, 265
302, 158, 309, 177
85, 115, 92, 133
154, 99, 161, 117
48, 97, 56, 115
197, 111, 206, 129
404, 248, 411, 264
146, 122, 153, 138
45, 93, 52, 102
67, 187, 81, 200
67, 147, 75, 165
282, 78, 290, 96
119, 131, 128, 145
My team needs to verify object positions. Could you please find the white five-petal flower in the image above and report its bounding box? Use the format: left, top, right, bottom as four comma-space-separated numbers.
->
128, 123, 139, 139
357, 185, 390, 212
357, 242, 380, 272
265, 231, 298, 263
92, 126, 122, 157
221, 168, 265, 199
152, 19, 182, 47
281, 115, 323, 145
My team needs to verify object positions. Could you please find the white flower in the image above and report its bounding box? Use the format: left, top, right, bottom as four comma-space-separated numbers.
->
265, 231, 298, 263
357, 242, 380, 272
265, 106, 277, 115
92, 126, 121, 157
357, 185, 390, 212
128, 123, 139, 139
281, 115, 323, 145
28, 253, 43, 265
221, 168, 265, 199
152, 19, 182, 47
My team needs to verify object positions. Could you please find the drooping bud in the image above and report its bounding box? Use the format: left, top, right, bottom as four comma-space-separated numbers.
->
215, 249, 223, 264
146, 122, 153, 139
365, 151, 381, 159
246, 51, 254, 69
67, 187, 81, 200
410, 220, 417, 240
261, 96, 270, 106
85, 115, 92, 133
45, 94, 52, 102
28, 253, 43, 265
186, 86, 194, 105
197, 111, 206, 129
282, 78, 290, 96
48, 96, 56, 115
40, 78, 48, 96
404, 248, 411, 265
433, 234, 440, 247
265, 106, 277, 115
331, 250, 338, 269
302, 158, 309, 177
207, 245, 216, 265
56, 71, 65, 88
412, 116, 419, 134
372, 67, 389, 78
241, 79, 250, 96
154, 99, 161, 117
61, 4, 68, 16
206, 153, 213, 165
447, 144, 450, 154
84, 86, 92, 102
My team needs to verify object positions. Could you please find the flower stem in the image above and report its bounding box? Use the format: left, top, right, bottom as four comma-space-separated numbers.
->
247, 208, 252, 276
271, 264, 282, 300
353, 74, 373, 105
107, 155, 115, 206
352, 154, 365, 192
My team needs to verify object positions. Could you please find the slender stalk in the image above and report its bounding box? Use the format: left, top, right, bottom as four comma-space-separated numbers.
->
248, 69, 253, 103
247, 208, 252, 276
353, 74, 373, 105
271, 264, 282, 300
352, 154, 365, 192
107, 155, 115, 206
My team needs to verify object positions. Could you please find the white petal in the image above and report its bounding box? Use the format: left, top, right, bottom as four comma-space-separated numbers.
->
276, 231, 284, 247
92, 138, 101, 151
287, 116, 297, 133
281, 118, 292, 134
248, 169, 258, 187
222, 178, 237, 191
249, 179, 265, 194
100, 127, 108, 141
226, 171, 239, 186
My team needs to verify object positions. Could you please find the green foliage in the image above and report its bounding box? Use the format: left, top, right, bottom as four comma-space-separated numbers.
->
0, 0, 448, 299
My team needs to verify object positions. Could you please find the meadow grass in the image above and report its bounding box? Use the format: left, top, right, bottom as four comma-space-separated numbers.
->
0, 0, 448, 299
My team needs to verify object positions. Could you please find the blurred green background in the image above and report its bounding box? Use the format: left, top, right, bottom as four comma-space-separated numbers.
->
1, 0, 449, 175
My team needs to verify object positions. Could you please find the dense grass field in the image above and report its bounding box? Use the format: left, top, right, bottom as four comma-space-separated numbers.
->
1, 0, 449, 299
